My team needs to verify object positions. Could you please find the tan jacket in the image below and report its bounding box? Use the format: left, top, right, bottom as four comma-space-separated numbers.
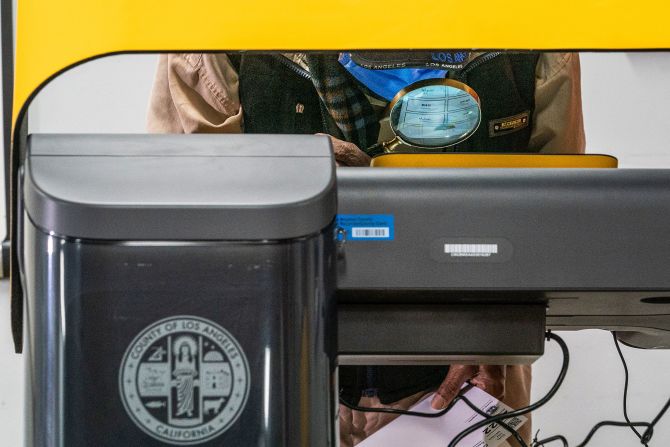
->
146, 52, 582, 446
147, 52, 586, 154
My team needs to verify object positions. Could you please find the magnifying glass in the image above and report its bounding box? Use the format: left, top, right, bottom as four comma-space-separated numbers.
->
379, 78, 482, 152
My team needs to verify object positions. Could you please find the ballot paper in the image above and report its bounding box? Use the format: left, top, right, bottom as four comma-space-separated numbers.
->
357, 387, 527, 447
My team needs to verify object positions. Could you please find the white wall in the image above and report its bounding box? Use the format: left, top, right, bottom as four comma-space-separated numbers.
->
28, 54, 158, 133
2, 52, 670, 446
582, 53, 670, 167
533, 53, 670, 445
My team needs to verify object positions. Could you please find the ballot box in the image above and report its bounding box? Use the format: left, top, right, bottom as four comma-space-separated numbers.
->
20, 134, 338, 446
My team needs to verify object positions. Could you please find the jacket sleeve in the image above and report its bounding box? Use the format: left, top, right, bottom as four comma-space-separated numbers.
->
146, 53, 243, 133
529, 52, 586, 153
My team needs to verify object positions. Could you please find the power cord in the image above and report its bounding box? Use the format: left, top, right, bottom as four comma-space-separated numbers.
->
339, 331, 571, 447
447, 332, 570, 447
339, 331, 670, 447
339, 383, 475, 419
533, 421, 653, 447
532, 331, 670, 446
458, 393, 529, 447
340, 384, 529, 447
612, 332, 647, 445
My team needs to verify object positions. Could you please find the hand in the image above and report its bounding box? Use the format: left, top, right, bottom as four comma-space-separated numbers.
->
317, 134, 371, 167
431, 365, 506, 410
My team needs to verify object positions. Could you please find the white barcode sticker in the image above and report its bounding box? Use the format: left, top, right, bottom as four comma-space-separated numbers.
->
336, 215, 394, 241
445, 243, 498, 257
351, 227, 390, 238
431, 238, 512, 263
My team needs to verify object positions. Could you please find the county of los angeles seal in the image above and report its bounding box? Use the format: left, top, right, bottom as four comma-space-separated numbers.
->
119, 316, 250, 445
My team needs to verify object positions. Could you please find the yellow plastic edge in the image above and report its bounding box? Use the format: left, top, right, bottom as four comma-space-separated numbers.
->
12, 0, 670, 130
370, 153, 619, 168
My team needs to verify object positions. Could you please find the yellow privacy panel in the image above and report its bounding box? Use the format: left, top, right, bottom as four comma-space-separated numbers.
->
11, 0, 670, 128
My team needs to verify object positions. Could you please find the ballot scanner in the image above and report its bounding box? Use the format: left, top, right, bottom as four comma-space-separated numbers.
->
8, 0, 670, 445
16, 133, 670, 446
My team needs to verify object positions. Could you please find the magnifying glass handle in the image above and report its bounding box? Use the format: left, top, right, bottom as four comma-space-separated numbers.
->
364, 142, 386, 157
365, 137, 412, 156
364, 138, 402, 157
382, 137, 403, 153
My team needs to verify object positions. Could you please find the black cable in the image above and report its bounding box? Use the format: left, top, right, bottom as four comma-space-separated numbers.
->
340, 331, 570, 447
535, 422, 653, 447
612, 332, 647, 445
532, 432, 568, 447
340, 331, 571, 447
338, 383, 474, 419
643, 395, 670, 444
649, 398, 670, 427
339, 383, 529, 447
534, 330, 670, 447
341, 330, 670, 447
579, 422, 652, 447
458, 393, 528, 447
448, 332, 570, 447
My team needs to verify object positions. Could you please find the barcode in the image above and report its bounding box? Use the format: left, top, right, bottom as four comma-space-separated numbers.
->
445, 244, 498, 257
505, 416, 523, 428
351, 227, 390, 238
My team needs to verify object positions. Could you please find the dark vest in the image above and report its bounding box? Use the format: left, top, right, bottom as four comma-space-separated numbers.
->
236, 55, 328, 135
453, 52, 540, 152
236, 53, 540, 153
234, 52, 540, 404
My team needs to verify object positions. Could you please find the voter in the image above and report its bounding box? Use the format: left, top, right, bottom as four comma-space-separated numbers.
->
147, 51, 585, 446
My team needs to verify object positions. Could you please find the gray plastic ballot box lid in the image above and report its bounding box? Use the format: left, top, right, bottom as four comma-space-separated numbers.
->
24, 134, 337, 240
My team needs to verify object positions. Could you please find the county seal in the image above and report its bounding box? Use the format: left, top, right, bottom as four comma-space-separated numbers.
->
119, 316, 250, 445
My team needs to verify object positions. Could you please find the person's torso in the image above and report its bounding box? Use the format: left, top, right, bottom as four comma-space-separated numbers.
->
234, 52, 540, 153
232, 52, 540, 403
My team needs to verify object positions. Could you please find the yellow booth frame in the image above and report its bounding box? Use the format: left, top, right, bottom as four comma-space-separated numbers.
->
6, 0, 670, 351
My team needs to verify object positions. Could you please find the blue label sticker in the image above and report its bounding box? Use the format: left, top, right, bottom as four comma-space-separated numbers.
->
336, 214, 394, 241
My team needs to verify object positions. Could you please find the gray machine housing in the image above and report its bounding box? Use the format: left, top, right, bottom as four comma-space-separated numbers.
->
24, 134, 670, 355
22, 134, 338, 447
336, 167, 670, 355
25, 133, 336, 240
19, 133, 670, 446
